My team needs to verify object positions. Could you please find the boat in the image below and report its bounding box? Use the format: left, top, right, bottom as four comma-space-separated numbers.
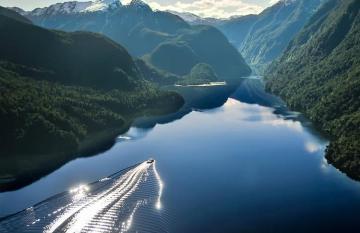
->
147, 159, 155, 164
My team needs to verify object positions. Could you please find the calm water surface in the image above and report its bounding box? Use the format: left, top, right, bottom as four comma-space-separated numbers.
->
1, 78, 360, 232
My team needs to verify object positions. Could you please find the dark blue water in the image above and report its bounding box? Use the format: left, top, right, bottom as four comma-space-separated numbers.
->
1, 78, 360, 232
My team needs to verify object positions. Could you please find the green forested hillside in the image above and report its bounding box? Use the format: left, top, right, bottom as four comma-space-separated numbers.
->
217, 14, 258, 49
146, 25, 251, 81
0, 12, 140, 90
0, 67, 183, 155
238, 0, 322, 71
0, 9, 184, 189
146, 41, 200, 76
177, 63, 218, 85
135, 59, 180, 85
266, 0, 360, 179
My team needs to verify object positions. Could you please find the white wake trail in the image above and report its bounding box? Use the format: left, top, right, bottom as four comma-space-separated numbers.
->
0, 161, 167, 233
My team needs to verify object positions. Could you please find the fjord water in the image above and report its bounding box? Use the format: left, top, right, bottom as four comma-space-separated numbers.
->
1, 78, 360, 232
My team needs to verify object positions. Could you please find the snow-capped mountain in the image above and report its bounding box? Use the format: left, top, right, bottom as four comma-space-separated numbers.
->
167, 10, 223, 25
24, 0, 123, 16
16, 0, 188, 56
5, 0, 251, 81
84, 0, 122, 12
167, 11, 202, 23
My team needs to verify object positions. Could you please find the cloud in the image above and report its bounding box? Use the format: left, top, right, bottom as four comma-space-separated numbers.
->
125, 0, 276, 18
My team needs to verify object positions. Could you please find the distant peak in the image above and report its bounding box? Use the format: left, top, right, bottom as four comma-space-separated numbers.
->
84, 0, 122, 12
27, 0, 122, 15
128, 0, 151, 10
8, 7, 26, 14
129, 0, 147, 6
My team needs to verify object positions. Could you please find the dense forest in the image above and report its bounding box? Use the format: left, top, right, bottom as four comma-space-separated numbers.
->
176, 63, 218, 85
266, 0, 360, 179
0, 7, 184, 189
0, 11, 140, 90
216, 0, 322, 73
0, 66, 183, 156
145, 25, 251, 81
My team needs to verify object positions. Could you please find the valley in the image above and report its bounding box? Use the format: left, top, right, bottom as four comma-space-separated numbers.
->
0, 0, 359, 232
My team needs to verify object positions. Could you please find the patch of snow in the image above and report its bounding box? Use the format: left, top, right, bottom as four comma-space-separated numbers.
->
84, 0, 121, 12
27, 0, 122, 16
168, 10, 223, 25
167, 10, 202, 23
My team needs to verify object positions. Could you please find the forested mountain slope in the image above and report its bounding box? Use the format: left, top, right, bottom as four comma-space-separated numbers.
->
145, 25, 251, 80
266, 0, 360, 180
0, 8, 183, 189
0, 11, 140, 90
209, 0, 322, 72
17, 0, 251, 81
240, 0, 322, 71
217, 14, 258, 50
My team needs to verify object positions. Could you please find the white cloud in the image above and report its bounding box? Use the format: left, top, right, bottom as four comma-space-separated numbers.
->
125, 0, 276, 18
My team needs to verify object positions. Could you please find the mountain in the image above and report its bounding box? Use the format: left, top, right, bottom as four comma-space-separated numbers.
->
17, 0, 251, 80
167, 10, 222, 25
217, 14, 258, 50
0, 5, 32, 24
165, 11, 258, 50
0, 7, 184, 189
240, 0, 323, 70
0, 12, 141, 90
213, 0, 322, 72
25, 0, 122, 16
20, 0, 189, 56
144, 25, 251, 81
265, 0, 360, 180
177, 63, 218, 85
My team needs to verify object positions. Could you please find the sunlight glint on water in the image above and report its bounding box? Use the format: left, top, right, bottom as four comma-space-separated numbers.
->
0, 162, 166, 233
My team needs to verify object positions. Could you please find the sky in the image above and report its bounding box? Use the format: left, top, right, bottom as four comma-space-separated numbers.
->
0, 0, 279, 18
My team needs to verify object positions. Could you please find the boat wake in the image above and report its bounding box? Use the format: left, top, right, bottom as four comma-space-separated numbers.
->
0, 161, 167, 233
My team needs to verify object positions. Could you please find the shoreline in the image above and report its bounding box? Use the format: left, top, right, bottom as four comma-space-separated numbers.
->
0, 99, 184, 192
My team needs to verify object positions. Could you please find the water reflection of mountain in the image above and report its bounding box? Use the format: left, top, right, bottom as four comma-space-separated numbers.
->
113, 78, 292, 143
232, 78, 327, 140
1, 77, 324, 192
232, 78, 284, 107
133, 81, 243, 129
0, 79, 244, 192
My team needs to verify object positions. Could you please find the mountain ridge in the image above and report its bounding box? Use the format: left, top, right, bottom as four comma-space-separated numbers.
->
0, 7, 184, 190
15, 0, 252, 81
265, 0, 360, 180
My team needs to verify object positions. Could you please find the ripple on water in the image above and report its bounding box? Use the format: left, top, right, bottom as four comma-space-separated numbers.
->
0, 161, 168, 233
